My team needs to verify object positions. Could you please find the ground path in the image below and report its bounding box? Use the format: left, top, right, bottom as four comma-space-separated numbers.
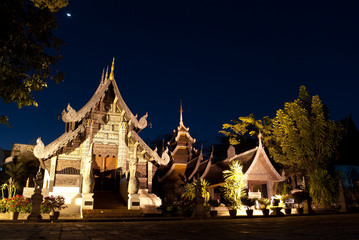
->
0, 213, 358, 240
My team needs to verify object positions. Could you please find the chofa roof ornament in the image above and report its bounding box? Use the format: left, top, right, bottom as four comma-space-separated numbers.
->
159, 147, 170, 165
138, 112, 148, 129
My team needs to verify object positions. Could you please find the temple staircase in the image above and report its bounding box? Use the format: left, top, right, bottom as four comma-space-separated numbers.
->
82, 207, 143, 219
82, 191, 144, 219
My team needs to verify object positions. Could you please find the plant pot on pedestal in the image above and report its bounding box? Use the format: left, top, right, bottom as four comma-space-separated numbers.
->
10, 212, 19, 220
284, 208, 292, 215
262, 209, 270, 217
246, 209, 253, 217
270, 207, 284, 216
49, 211, 60, 221
210, 210, 218, 217
296, 207, 304, 215
229, 209, 237, 218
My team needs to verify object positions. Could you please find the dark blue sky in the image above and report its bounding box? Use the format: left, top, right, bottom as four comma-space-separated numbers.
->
1, 0, 358, 150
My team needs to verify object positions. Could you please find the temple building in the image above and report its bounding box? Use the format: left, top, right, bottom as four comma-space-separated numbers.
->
202, 133, 285, 201
32, 59, 169, 216
154, 105, 284, 203
153, 103, 213, 200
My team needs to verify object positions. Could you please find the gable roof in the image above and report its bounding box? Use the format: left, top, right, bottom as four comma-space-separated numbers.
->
33, 60, 160, 163
203, 143, 284, 186
62, 60, 147, 131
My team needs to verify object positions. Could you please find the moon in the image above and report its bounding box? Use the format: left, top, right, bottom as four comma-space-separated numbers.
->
66, 12, 72, 17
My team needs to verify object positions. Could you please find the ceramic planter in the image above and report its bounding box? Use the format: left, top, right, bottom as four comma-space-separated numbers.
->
210, 210, 218, 217
50, 211, 60, 221
10, 212, 19, 220
296, 207, 304, 215
246, 209, 253, 217
284, 208, 292, 215
229, 209, 237, 218
262, 209, 270, 216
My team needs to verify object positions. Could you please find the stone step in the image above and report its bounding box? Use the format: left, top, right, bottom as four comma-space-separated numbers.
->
82, 209, 143, 219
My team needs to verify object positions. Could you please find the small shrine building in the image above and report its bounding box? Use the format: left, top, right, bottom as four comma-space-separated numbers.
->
203, 133, 286, 201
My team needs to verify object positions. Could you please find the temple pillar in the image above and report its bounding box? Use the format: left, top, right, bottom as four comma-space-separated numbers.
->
81, 138, 94, 210
117, 112, 127, 170
147, 161, 153, 192
49, 156, 57, 191
267, 180, 274, 198
128, 142, 140, 210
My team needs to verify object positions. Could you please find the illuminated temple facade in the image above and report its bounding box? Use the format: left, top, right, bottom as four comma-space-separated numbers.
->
32, 59, 169, 215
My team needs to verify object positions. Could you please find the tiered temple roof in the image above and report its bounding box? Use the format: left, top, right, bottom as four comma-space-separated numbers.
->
34, 58, 165, 166
156, 103, 213, 183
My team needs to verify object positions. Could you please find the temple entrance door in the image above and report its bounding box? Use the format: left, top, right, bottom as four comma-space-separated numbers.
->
93, 155, 117, 192
93, 155, 126, 209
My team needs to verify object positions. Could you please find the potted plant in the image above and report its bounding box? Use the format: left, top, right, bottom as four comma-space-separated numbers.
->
241, 195, 256, 217
281, 194, 292, 215
222, 161, 247, 218
224, 200, 238, 218
292, 191, 308, 215
181, 180, 210, 217
5, 195, 30, 220
42, 195, 67, 221
208, 199, 220, 217
259, 198, 270, 216
177, 200, 194, 217
0, 198, 7, 213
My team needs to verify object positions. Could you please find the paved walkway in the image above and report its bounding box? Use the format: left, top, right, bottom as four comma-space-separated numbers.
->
0, 213, 358, 240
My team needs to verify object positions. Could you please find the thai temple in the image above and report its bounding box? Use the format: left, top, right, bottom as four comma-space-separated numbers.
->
2, 59, 289, 217
154, 108, 285, 203
30, 58, 170, 216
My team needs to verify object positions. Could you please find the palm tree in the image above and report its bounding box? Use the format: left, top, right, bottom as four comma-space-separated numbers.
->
222, 161, 247, 210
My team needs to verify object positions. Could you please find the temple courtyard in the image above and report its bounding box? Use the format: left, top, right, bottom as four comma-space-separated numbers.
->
0, 213, 358, 240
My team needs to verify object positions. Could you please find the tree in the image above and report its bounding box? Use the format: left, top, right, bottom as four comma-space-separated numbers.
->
0, 0, 68, 125
268, 86, 342, 174
220, 85, 343, 206
220, 113, 272, 146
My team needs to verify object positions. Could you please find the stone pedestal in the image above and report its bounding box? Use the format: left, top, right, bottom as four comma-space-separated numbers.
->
27, 190, 43, 222
303, 200, 309, 214
82, 193, 94, 210
128, 193, 140, 210
138, 189, 161, 214
27, 169, 44, 222
192, 179, 206, 218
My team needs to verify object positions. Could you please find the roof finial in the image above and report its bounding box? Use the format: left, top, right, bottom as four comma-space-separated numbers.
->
101, 68, 105, 84
258, 131, 263, 148
105, 66, 109, 80
109, 57, 115, 80
180, 99, 183, 124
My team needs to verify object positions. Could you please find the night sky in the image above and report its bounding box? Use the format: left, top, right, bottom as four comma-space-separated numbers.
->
1, 0, 359, 150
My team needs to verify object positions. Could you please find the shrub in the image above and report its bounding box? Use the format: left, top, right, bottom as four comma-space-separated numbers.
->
292, 191, 309, 205
308, 168, 339, 207
222, 161, 247, 210
42, 195, 67, 212
240, 195, 256, 210
259, 198, 270, 209
5, 195, 30, 213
